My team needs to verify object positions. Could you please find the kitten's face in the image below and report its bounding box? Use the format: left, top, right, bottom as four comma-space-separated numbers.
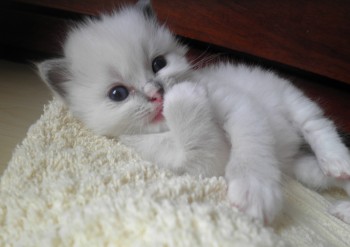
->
38, 4, 190, 137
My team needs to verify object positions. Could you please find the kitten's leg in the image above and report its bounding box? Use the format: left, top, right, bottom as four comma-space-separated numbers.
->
331, 180, 350, 224
293, 152, 350, 196
162, 82, 229, 176
211, 87, 283, 224
285, 87, 350, 223
293, 153, 335, 190
284, 86, 350, 179
328, 201, 350, 224
293, 153, 350, 223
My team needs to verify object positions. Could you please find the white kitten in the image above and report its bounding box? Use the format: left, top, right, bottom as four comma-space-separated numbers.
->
37, 0, 350, 224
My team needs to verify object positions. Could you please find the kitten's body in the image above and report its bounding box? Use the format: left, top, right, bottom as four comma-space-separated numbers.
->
38, 1, 350, 224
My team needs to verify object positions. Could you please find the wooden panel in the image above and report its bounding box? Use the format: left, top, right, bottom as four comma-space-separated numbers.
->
8, 0, 350, 84
0, 9, 70, 56
10, 0, 135, 15
153, 0, 350, 84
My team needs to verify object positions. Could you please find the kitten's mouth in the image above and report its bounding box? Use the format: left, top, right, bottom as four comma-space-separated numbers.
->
151, 104, 164, 123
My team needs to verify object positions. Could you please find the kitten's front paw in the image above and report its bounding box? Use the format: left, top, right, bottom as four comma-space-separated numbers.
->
328, 201, 350, 224
164, 81, 207, 107
318, 149, 350, 179
227, 176, 283, 224
163, 82, 208, 124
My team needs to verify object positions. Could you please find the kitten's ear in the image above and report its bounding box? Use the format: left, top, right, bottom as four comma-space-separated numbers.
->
37, 58, 71, 101
136, 0, 156, 19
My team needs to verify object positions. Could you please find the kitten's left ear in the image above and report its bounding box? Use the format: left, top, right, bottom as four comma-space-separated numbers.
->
36, 58, 71, 102
136, 0, 156, 19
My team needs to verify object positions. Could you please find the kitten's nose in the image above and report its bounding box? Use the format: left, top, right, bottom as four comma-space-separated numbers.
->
143, 81, 164, 103
149, 89, 163, 103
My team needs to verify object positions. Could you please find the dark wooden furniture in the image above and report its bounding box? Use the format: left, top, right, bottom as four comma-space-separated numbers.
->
1, 0, 350, 133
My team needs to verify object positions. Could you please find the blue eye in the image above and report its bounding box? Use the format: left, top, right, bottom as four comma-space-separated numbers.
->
108, 85, 129, 102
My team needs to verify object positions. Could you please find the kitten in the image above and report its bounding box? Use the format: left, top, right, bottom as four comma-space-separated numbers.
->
37, 0, 350, 224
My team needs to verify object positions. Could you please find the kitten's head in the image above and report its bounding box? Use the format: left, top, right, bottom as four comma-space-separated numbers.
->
38, 0, 190, 137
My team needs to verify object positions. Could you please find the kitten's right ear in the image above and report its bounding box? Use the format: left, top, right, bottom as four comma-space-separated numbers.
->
37, 58, 71, 101
136, 0, 156, 19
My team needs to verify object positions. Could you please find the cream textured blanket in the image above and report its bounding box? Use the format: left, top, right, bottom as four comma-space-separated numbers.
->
1, 99, 350, 247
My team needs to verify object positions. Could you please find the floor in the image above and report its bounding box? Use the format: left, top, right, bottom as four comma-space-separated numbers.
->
0, 60, 51, 175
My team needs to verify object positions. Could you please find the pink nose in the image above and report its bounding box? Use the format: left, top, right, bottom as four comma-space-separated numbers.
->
144, 81, 164, 103
149, 90, 163, 103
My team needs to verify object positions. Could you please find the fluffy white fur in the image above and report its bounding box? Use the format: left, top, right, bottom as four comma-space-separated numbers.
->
37, 0, 350, 224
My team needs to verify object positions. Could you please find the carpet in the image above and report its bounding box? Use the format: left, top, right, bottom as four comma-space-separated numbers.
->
1, 99, 349, 246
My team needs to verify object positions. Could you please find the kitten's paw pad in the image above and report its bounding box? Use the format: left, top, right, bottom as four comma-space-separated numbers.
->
328, 201, 350, 224
227, 177, 282, 224
318, 152, 350, 179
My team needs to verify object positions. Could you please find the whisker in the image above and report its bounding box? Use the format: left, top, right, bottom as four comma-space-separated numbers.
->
189, 48, 210, 65
190, 53, 223, 70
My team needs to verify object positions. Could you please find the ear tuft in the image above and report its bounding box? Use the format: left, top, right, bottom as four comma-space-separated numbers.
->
37, 58, 71, 99
136, 0, 156, 19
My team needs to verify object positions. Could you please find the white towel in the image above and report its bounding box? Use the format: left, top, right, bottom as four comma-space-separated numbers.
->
1, 99, 349, 247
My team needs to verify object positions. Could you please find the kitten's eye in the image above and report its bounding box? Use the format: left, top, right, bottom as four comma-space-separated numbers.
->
152, 55, 167, 73
108, 85, 129, 102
